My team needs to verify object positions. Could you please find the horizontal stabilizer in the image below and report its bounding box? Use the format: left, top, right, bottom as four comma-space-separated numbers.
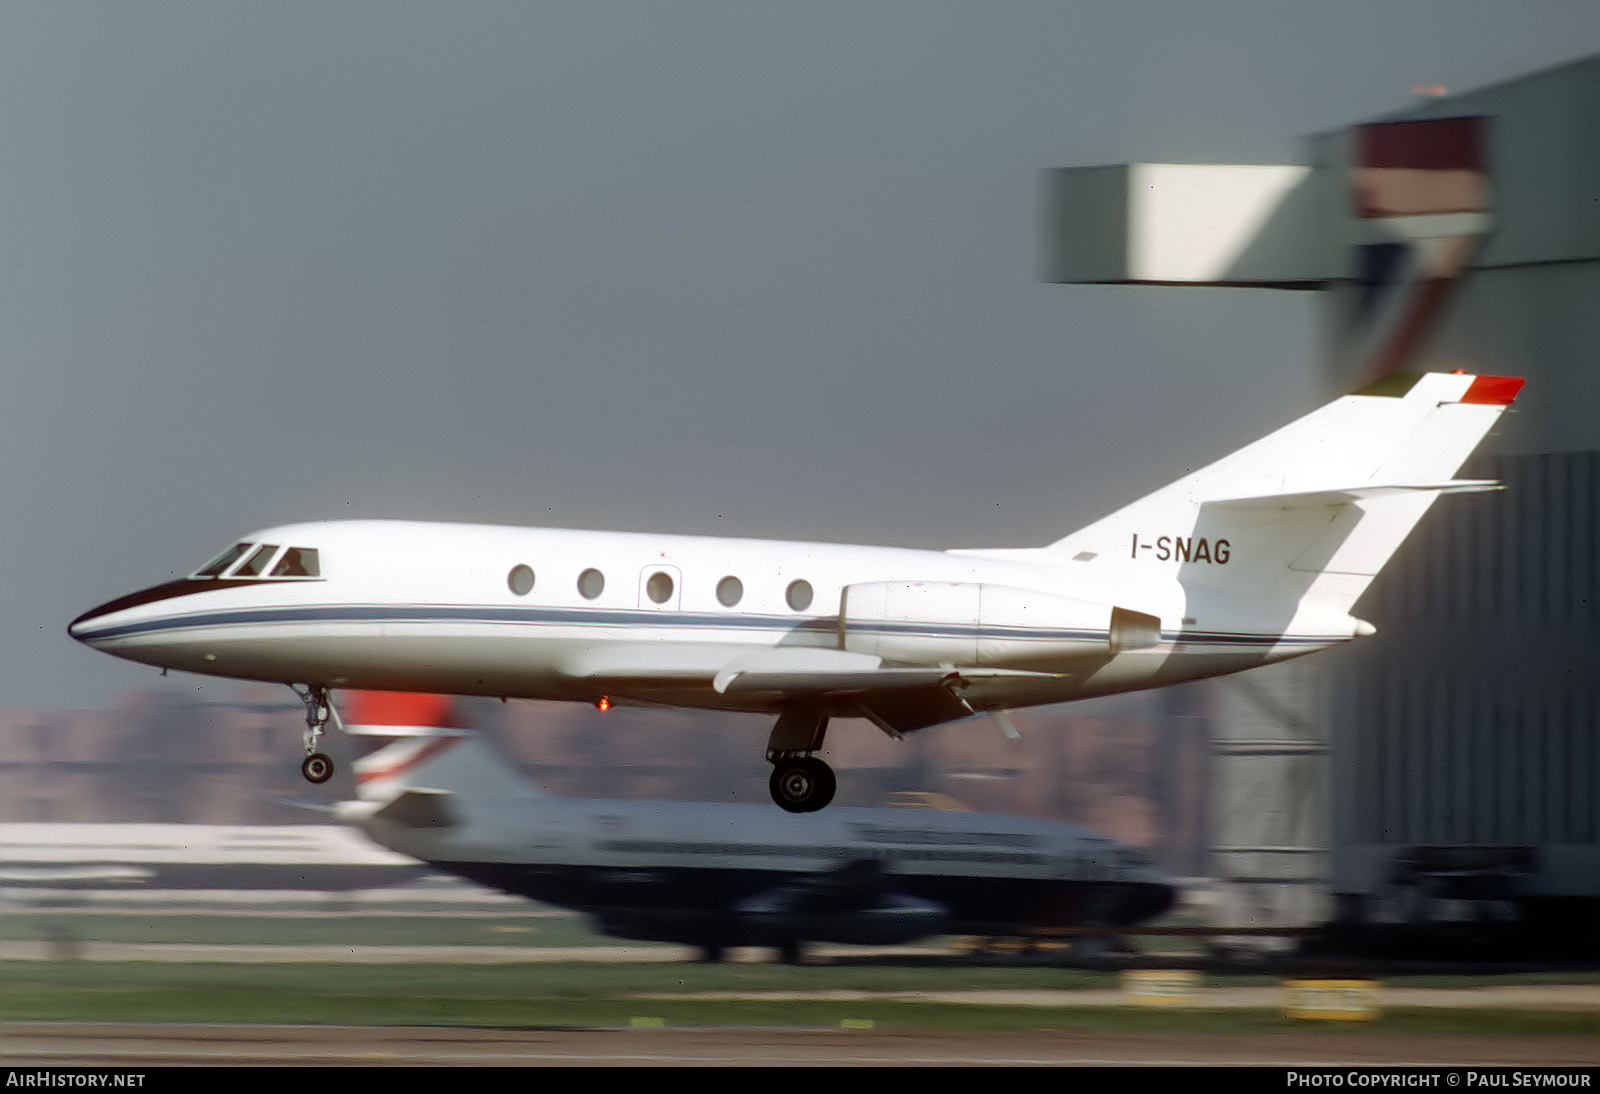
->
263, 794, 339, 814
1210, 479, 1502, 509
372, 788, 457, 829
352, 724, 550, 805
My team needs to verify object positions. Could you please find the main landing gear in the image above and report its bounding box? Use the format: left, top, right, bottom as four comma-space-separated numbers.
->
293, 684, 337, 784
767, 708, 836, 813
770, 758, 835, 814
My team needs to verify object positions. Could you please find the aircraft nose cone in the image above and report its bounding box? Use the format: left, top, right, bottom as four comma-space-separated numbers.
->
68, 603, 111, 644
67, 578, 206, 647
69, 600, 135, 650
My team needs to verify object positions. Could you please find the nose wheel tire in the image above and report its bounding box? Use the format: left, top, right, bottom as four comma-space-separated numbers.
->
301, 752, 335, 784
769, 757, 836, 813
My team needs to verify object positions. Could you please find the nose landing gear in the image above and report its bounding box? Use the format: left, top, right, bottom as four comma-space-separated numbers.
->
301, 751, 335, 784
292, 684, 338, 784
766, 707, 836, 813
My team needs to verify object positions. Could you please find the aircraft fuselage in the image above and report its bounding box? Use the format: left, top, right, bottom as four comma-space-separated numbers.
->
69, 519, 1342, 718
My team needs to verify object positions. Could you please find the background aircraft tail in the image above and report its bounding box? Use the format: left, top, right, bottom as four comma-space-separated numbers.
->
1048, 372, 1523, 614
341, 691, 545, 814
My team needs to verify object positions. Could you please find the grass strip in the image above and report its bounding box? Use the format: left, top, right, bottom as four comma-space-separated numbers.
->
2, 962, 1593, 1035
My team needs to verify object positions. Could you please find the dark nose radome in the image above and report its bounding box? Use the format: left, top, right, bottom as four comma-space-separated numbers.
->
68, 578, 224, 642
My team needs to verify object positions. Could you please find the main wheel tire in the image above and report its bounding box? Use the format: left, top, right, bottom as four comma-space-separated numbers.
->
301, 752, 335, 784
810, 758, 837, 809
769, 757, 836, 813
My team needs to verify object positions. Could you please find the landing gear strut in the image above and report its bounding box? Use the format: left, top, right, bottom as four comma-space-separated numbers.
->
766, 708, 835, 813
292, 684, 337, 784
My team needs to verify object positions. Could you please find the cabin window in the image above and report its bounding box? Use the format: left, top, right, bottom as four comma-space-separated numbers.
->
195, 543, 251, 578
785, 579, 813, 612
233, 544, 281, 577
272, 547, 321, 578
716, 575, 743, 607
578, 568, 605, 600
645, 571, 674, 604
507, 564, 535, 596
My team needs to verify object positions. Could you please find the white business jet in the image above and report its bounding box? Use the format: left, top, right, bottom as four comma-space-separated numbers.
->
70, 371, 1522, 812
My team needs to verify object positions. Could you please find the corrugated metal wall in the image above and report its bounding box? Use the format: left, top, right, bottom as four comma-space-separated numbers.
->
1329, 451, 1600, 896
1312, 60, 1600, 920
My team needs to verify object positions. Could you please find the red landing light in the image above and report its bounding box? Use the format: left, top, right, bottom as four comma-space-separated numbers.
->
596, 696, 611, 712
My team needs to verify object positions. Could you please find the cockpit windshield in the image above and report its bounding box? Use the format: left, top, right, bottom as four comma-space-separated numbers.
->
195, 543, 250, 578
192, 542, 321, 580
234, 544, 281, 577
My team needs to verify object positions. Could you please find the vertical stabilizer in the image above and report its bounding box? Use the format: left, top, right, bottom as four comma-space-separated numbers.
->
341, 691, 546, 805
1049, 372, 1522, 613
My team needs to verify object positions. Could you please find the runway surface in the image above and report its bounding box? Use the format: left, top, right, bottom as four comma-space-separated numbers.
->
7, 1022, 1599, 1067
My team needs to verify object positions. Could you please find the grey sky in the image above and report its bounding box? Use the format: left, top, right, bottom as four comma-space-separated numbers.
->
6, 2, 1597, 709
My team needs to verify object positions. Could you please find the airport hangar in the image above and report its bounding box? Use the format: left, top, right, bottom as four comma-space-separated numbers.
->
1043, 54, 1599, 958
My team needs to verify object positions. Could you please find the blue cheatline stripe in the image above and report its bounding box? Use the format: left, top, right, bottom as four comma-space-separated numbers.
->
83, 603, 809, 642
77, 601, 1344, 649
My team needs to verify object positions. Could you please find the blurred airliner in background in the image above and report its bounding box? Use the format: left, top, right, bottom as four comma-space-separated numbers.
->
0, 821, 422, 891
71, 372, 1522, 811
327, 691, 1175, 964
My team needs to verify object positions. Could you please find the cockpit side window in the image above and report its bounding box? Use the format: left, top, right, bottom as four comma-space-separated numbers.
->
232, 544, 281, 577
271, 547, 320, 578
195, 543, 251, 578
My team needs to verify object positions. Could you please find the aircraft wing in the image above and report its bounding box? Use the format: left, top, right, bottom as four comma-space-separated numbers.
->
713, 648, 948, 695
711, 649, 1064, 734
712, 647, 1061, 696
851, 687, 984, 735
733, 858, 949, 944
562, 645, 1059, 733
736, 857, 897, 913
560, 643, 747, 681
560, 645, 915, 691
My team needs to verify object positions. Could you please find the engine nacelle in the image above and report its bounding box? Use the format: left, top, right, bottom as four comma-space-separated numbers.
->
838, 581, 1161, 669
